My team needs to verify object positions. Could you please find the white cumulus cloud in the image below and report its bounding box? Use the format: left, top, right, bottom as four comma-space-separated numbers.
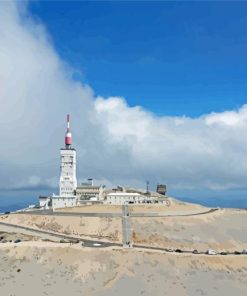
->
1, 1, 247, 201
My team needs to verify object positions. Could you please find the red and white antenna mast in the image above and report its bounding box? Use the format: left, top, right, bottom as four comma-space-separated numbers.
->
65, 114, 72, 148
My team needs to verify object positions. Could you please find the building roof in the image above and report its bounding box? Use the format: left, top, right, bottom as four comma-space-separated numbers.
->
107, 192, 141, 196
51, 195, 76, 199
60, 148, 76, 151
77, 186, 101, 189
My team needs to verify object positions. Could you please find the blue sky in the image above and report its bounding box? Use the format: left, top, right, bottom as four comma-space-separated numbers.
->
2, 1, 247, 210
29, 1, 247, 116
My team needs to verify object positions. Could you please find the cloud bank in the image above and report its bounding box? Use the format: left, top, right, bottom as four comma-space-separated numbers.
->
1, 1, 247, 200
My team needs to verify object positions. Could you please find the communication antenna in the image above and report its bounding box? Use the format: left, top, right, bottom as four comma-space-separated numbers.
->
146, 180, 150, 194
65, 114, 72, 149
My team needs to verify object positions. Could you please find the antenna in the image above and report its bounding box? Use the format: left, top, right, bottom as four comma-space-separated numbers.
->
65, 114, 72, 148
67, 114, 70, 131
146, 180, 150, 194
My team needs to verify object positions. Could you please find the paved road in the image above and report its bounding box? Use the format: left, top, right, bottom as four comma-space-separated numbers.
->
130, 208, 219, 217
0, 221, 120, 248
132, 244, 247, 256
13, 208, 219, 218
122, 204, 132, 247
15, 210, 122, 217
0, 221, 245, 256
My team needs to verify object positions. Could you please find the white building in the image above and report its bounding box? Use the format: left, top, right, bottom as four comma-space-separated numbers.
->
39, 114, 78, 210
106, 192, 155, 205
76, 179, 105, 202
51, 195, 77, 209
59, 114, 77, 197
39, 196, 51, 209
59, 148, 77, 196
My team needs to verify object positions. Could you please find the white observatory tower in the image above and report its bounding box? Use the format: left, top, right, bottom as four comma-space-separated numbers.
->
59, 114, 77, 196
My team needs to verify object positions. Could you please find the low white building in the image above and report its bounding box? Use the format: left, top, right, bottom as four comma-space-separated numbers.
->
39, 195, 77, 210
106, 192, 155, 205
76, 179, 105, 202
51, 195, 77, 209
39, 196, 51, 209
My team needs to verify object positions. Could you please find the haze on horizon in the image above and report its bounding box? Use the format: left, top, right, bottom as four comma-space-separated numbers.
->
1, 1, 247, 208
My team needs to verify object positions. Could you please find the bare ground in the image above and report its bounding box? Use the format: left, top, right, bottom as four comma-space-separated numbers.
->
0, 214, 122, 243
132, 208, 247, 251
0, 245, 246, 296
